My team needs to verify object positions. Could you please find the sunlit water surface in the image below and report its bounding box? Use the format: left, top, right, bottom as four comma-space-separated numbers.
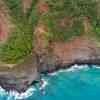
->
0, 65, 100, 100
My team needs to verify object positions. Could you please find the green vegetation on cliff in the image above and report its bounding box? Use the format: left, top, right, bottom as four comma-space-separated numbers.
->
0, 0, 38, 63
0, 0, 100, 63
41, 0, 98, 41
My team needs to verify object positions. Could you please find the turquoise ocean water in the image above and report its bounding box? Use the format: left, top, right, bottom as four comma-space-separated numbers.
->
0, 65, 100, 100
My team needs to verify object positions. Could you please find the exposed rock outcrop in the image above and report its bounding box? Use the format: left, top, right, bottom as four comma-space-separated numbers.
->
0, 36, 100, 92
0, 54, 39, 93
35, 36, 100, 73
0, 0, 100, 93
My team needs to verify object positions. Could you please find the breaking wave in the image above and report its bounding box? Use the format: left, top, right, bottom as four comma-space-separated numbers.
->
0, 64, 99, 100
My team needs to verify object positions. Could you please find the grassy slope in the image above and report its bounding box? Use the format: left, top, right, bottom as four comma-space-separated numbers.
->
0, 0, 38, 63
0, 0, 100, 64
39, 0, 98, 42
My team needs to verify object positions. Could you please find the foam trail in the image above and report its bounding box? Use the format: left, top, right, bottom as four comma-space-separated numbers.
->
49, 64, 89, 75
39, 79, 48, 90
14, 86, 37, 100
48, 72, 58, 76
95, 65, 100, 69
0, 87, 6, 96
0, 79, 48, 99
66, 64, 89, 72
0, 86, 37, 100
38, 78, 48, 95
0, 64, 99, 99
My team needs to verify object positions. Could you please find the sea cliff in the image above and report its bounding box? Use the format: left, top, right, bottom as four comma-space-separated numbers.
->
0, 0, 100, 92
0, 36, 100, 92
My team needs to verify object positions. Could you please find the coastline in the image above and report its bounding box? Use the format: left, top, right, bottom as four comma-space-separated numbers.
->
0, 37, 100, 92
0, 57, 100, 93
0, 0, 100, 95
41, 59, 100, 74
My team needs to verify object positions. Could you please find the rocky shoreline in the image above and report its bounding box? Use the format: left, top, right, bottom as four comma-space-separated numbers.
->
0, 37, 100, 92
0, 0, 100, 93
0, 58, 100, 93
41, 59, 100, 74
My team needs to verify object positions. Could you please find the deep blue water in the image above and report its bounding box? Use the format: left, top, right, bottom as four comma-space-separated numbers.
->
0, 65, 100, 100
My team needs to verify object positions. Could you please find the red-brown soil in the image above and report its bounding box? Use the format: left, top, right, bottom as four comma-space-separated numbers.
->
37, 2, 49, 14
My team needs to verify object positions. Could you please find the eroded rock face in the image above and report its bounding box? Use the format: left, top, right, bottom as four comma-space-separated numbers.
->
0, 0, 100, 93
36, 36, 100, 73
0, 36, 100, 92
0, 54, 39, 92
1, 36, 100, 92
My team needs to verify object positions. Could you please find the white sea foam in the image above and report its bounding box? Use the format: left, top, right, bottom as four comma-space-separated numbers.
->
39, 79, 48, 90
0, 64, 98, 99
0, 87, 6, 96
95, 65, 100, 69
48, 64, 89, 76
0, 78, 49, 99
67, 64, 89, 72
14, 86, 36, 100
0, 86, 37, 100
34, 78, 48, 95
48, 72, 58, 76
